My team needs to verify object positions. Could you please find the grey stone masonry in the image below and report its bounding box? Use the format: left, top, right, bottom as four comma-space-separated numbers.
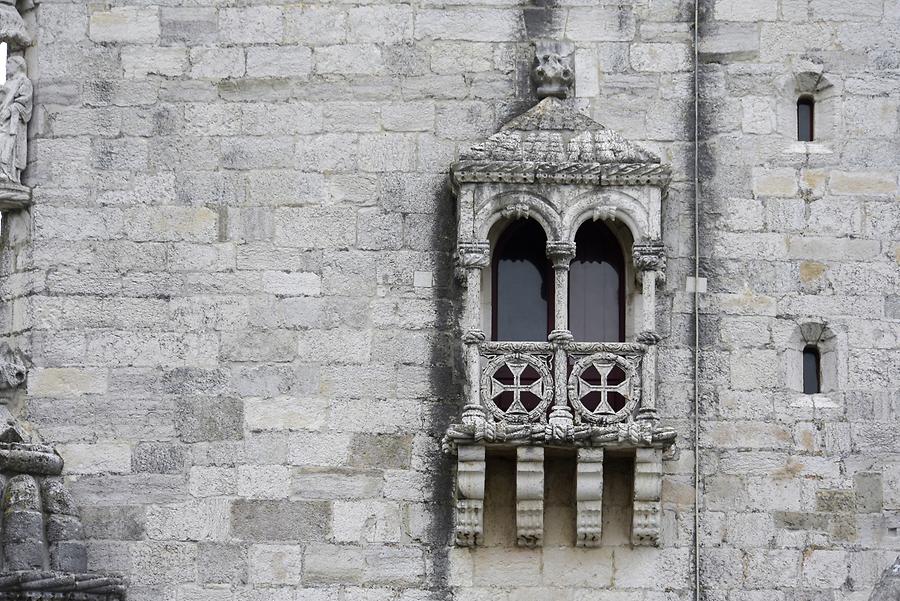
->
0, 0, 892, 599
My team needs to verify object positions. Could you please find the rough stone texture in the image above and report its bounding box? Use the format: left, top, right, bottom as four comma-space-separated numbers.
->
0, 0, 895, 599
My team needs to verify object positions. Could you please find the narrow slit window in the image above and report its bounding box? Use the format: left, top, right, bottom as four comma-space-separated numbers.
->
797, 96, 814, 142
802, 345, 821, 394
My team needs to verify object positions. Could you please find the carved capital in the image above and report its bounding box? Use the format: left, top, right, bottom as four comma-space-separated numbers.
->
636, 330, 661, 346
532, 40, 574, 100
456, 241, 490, 270
632, 240, 666, 273
546, 241, 576, 268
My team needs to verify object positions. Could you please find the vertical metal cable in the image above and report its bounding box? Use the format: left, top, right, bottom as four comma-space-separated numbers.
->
692, 0, 702, 599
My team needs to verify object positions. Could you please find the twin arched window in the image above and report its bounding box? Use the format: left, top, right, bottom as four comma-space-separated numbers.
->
491, 219, 625, 342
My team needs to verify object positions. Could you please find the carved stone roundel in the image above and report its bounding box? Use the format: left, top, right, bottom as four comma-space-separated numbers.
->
481, 353, 553, 424
567, 352, 640, 424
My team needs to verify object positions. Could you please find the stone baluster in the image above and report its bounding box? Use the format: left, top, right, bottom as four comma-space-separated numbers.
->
455, 446, 486, 546
516, 446, 544, 547
546, 241, 576, 441
576, 447, 604, 547
632, 240, 665, 422
457, 241, 491, 427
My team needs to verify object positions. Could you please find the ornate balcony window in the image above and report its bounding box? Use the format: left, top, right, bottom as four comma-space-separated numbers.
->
443, 40, 678, 549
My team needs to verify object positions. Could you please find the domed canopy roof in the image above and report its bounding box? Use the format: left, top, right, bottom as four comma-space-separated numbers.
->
453, 97, 670, 186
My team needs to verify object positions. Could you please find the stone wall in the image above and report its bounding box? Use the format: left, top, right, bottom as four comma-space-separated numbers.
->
3, 0, 897, 599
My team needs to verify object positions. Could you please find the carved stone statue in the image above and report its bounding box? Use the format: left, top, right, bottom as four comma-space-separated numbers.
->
532, 40, 574, 99
0, 56, 32, 184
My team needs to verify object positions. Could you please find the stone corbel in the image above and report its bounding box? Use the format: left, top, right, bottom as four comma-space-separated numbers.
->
455, 445, 486, 547
456, 241, 490, 271
516, 446, 544, 547
0, 343, 28, 391
576, 448, 603, 547
631, 447, 662, 546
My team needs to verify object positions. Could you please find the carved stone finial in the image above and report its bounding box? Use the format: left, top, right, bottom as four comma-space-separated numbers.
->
532, 40, 574, 100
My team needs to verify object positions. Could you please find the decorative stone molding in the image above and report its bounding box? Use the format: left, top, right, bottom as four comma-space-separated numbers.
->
576, 448, 604, 547
455, 445, 486, 547
516, 446, 544, 548
0, 435, 127, 599
532, 39, 574, 100
631, 448, 662, 546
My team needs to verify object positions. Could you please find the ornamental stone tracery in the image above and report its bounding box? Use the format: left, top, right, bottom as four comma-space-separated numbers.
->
444, 41, 678, 549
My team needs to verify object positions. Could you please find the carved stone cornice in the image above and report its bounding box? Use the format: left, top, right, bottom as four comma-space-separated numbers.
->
453, 160, 672, 187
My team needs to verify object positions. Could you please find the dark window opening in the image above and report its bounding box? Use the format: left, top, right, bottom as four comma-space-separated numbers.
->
569, 220, 625, 342
797, 96, 815, 142
492, 219, 553, 341
802, 345, 821, 394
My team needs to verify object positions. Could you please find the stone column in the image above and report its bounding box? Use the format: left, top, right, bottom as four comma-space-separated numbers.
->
546, 241, 576, 440
516, 446, 544, 547
455, 445, 486, 546
631, 447, 662, 546
632, 241, 665, 422
576, 447, 604, 547
457, 241, 490, 426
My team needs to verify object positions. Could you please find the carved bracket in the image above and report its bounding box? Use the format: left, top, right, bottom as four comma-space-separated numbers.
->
532, 40, 574, 100
455, 446, 486, 547
631, 447, 662, 546
516, 446, 544, 547
576, 448, 604, 547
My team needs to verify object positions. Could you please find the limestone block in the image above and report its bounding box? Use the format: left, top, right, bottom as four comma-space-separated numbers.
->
230, 500, 329, 541
28, 368, 107, 397
291, 470, 383, 501
565, 7, 636, 42
698, 22, 760, 61
244, 396, 328, 432
752, 168, 798, 197
382, 101, 435, 132
90, 7, 160, 43
59, 443, 132, 475
175, 397, 242, 443
189, 48, 245, 80
302, 543, 365, 584
316, 44, 384, 76
284, 7, 346, 45
122, 47, 188, 79
801, 549, 849, 588
197, 543, 247, 585
249, 544, 303, 585
631, 43, 691, 72
810, 0, 884, 20
741, 96, 775, 134
286, 432, 353, 468
219, 7, 284, 44
132, 442, 186, 474
246, 46, 313, 79
829, 171, 898, 195
145, 499, 231, 542
357, 209, 404, 250
331, 500, 402, 543
471, 548, 542, 587
348, 6, 413, 44
714, 0, 778, 21
263, 271, 322, 297
130, 541, 198, 585
161, 8, 217, 44
237, 465, 291, 500
415, 9, 519, 42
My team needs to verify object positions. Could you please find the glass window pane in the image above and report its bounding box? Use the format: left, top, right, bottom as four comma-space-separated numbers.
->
493, 220, 552, 341
802, 346, 821, 394
798, 97, 814, 142
569, 221, 624, 342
